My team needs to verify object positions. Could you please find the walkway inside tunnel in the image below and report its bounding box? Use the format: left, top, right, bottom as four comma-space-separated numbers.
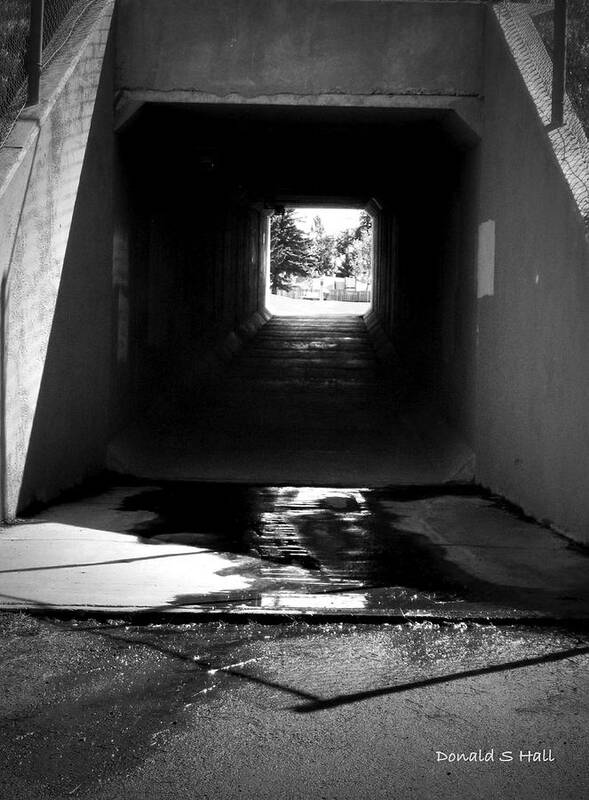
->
108, 311, 472, 487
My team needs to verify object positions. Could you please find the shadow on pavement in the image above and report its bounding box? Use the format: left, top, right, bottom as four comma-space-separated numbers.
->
291, 645, 589, 713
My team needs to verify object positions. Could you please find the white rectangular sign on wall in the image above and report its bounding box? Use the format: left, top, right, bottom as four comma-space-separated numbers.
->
477, 219, 495, 299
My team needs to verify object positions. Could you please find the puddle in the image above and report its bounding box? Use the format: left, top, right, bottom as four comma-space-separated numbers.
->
23, 479, 577, 617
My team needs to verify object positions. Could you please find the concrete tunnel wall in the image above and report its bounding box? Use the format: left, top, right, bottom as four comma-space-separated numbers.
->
112, 123, 268, 418
115, 0, 483, 102
369, 143, 479, 445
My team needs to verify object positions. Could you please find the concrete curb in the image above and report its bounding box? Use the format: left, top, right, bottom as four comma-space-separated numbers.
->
2, 606, 589, 630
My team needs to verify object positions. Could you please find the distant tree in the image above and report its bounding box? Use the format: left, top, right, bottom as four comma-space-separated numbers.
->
270, 209, 373, 292
270, 210, 313, 292
308, 216, 337, 276
352, 211, 373, 280
334, 228, 358, 277
334, 212, 373, 279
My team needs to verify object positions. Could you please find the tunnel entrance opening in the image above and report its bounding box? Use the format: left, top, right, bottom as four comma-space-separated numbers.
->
106, 102, 478, 489
266, 205, 373, 318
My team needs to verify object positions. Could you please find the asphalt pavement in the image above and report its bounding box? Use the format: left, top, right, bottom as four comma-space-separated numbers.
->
0, 615, 587, 800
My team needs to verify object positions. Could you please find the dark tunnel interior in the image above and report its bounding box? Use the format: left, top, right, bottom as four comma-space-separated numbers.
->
110, 102, 480, 484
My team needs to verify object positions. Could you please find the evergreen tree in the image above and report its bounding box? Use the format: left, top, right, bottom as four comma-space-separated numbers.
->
308, 216, 337, 276
270, 210, 313, 292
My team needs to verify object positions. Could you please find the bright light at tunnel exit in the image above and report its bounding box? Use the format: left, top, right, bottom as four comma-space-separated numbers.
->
266, 206, 373, 316
293, 207, 364, 235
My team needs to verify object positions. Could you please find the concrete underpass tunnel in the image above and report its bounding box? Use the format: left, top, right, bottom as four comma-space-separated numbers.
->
108, 102, 479, 485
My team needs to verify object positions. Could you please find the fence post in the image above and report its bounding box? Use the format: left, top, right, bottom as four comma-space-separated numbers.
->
26, 0, 45, 107
551, 0, 568, 128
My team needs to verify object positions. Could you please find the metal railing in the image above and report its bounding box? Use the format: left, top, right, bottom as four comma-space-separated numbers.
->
281, 287, 372, 304
0, 0, 85, 147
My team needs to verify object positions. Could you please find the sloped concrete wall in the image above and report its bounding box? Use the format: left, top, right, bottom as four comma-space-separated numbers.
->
0, 1, 115, 518
477, 9, 589, 541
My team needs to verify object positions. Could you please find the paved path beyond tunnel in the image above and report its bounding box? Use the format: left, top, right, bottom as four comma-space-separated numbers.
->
107, 313, 472, 486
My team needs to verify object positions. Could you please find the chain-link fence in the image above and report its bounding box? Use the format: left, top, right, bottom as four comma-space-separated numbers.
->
43, 0, 77, 48
0, 0, 93, 148
532, 0, 589, 137
498, 1, 589, 228
43, 0, 86, 67
0, 0, 30, 147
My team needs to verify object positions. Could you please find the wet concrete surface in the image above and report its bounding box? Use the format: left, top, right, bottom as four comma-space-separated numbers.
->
2, 481, 588, 620
120, 481, 589, 617
0, 614, 587, 799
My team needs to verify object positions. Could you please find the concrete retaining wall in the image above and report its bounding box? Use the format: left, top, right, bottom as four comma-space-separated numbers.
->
0, 1, 115, 518
476, 9, 589, 542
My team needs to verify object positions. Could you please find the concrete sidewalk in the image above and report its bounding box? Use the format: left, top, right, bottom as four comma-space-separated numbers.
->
1, 483, 588, 621
265, 295, 371, 316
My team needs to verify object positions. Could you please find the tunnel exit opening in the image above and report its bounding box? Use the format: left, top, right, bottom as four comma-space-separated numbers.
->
266, 205, 373, 318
